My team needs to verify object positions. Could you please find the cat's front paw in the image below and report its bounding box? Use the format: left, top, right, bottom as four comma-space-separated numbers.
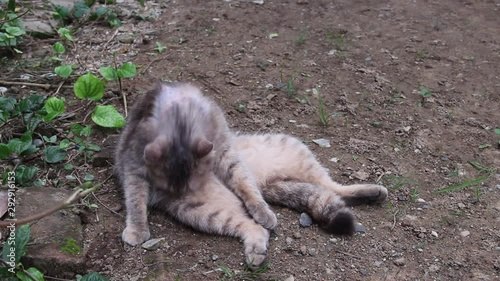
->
247, 203, 278, 230
245, 243, 268, 268
122, 225, 151, 246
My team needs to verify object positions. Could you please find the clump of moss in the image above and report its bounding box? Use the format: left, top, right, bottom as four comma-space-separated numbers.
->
60, 237, 81, 256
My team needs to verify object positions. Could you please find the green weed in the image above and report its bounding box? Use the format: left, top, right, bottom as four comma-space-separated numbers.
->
295, 29, 307, 46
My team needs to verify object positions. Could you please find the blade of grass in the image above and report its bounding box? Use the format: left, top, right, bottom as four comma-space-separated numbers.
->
435, 175, 489, 194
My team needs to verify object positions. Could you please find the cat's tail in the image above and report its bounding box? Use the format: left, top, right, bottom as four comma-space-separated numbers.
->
262, 181, 355, 235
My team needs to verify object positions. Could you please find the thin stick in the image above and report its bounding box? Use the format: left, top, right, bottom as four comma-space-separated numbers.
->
0, 10, 29, 26
44, 275, 73, 281
0, 80, 73, 89
92, 192, 123, 217
103, 29, 119, 50
391, 209, 400, 230
334, 249, 362, 259
0, 184, 100, 227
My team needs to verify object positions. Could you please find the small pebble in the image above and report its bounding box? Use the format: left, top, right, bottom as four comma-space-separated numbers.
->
299, 213, 313, 227
393, 257, 405, 266
431, 231, 438, 238
416, 198, 426, 203
374, 260, 383, 267
429, 264, 440, 272
32, 139, 43, 147
284, 276, 294, 281
0, 87, 7, 94
329, 238, 338, 243
293, 232, 302, 239
457, 203, 466, 209
308, 248, 317, 256
354, 223, 366, 233
285, 237, 293, 246
460, 230, 470, 237
299, 245, 307, 256
211, 254, 218, 261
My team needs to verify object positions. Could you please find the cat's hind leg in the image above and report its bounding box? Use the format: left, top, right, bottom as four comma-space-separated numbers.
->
164, 176, 270, 267
261, 181, 355, 235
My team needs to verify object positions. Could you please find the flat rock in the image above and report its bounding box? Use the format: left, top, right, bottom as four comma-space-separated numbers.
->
312, 138, 331, 148
23, 20, 56, 38
142, 238, 165, 251
16, 187, 84, 278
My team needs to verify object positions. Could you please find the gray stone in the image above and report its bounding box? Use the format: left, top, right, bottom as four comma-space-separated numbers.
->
460, 230, 470, 237
354, 223, 366, 233
141, 238, 165, 250
17, 187, 84, 278
299, 212, 313, 227
210, 254, 218, 261
293, 231, 302, 239
312, 138, 331, 148
285, 237, 293, 246
393, 257, 405, 266
299, 245, 307, 256
284, 276, 295, 281
308, 248, 317, 256
374, 260, 383, 267
23, 20, 56, 38
51, 0, 80, 8
0, 87, 7, 94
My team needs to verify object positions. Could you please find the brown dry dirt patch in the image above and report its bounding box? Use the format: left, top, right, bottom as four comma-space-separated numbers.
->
2, 0, 500, 280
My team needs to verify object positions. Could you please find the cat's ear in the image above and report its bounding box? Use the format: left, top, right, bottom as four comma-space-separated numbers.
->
144, 137, 167, 164
194, 139, 213, 158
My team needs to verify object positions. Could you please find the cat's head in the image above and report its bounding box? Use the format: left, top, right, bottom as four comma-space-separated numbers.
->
143, 134, 214, 192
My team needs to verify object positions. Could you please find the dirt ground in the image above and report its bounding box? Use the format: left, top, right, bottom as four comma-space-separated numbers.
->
2, 0, 500, 280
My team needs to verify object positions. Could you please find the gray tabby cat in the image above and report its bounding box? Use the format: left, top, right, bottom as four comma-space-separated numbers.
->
114, 83, 387, 267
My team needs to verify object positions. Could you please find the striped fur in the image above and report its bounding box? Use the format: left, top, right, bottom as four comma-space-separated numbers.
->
115, 83, 388, 267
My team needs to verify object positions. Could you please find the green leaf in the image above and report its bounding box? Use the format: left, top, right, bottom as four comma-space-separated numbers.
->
43, 135, 57, 143
80, 272, 109, 281
24, 114, 42, 134
7, 134, 31, 154
91, 105, 125, 128
495, 128, 500, 135
74, 72, 104, 101
155, 41, 166, 53
55, 65, 73, 78
72, 1, 91, 19
64, 163, 74, 170
44, 97, 65, 121
81, 125, 92, 137
99, 66, 118, 81
84, 174, 94, 181
15, 94, 46, 115
43, 146, 67, 163
13, 165, 38, 186
0, 97, 17, 112
419, 87, 432, 97
0, 144, 11, 159
6, 26, 25, 37
57, 27, 73, 41
117, 62, 136, 78
16, 267, 44, 281
60, 139, 71, 149
8, 0, 16, 12
2, 224, 31, 264
52, 5, 70, 21
53, 42, 65, 54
